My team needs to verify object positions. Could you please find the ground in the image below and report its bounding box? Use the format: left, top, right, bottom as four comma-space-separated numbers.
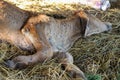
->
0, 0, 120, 80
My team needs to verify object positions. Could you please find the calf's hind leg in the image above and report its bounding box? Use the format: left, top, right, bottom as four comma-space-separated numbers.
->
5, 14, 53, 69
6, 47, 53, 69
53, 52, 87, 80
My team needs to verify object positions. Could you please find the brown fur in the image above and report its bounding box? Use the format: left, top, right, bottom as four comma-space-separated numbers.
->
21, 15, 49, 50
0, 0, 112, 80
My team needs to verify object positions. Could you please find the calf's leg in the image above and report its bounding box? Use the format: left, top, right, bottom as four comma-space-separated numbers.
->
6, 47, 53, 69
53, 52, 87, 80
5, 14, 53, 69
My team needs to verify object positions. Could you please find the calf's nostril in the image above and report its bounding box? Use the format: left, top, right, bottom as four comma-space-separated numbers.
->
106, 24, 112, 30
104, 22, 112, 30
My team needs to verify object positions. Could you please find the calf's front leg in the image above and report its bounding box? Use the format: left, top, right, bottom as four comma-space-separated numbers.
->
53, 52, 87, 80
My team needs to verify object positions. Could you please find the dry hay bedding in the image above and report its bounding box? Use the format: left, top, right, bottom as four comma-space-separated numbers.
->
0, 0, 120, 80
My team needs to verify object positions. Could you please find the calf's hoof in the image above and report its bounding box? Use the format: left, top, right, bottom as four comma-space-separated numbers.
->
65, 64, 87, 80
5, 60, 27, 69
4, 56, 29, 69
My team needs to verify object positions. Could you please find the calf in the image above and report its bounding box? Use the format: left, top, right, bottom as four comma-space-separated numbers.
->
0, 0, 112, 80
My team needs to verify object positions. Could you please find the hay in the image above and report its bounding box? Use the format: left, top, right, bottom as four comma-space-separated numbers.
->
0, 0, 120, 80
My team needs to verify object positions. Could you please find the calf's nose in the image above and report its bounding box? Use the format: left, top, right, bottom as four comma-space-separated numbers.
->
107, 24, 112, 30
105, 22, 112, 30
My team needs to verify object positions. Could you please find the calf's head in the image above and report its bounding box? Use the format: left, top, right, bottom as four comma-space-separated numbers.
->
76, 11, 112, 37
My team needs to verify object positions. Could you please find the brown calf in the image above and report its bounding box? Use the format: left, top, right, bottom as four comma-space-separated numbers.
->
0, 0, 112, 80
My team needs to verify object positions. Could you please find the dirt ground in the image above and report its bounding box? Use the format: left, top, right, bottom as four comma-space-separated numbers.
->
0, 0, 120, 80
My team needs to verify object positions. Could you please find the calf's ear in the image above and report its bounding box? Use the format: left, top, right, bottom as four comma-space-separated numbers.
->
75, 11, 111, 37
75, 11, 89, 37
